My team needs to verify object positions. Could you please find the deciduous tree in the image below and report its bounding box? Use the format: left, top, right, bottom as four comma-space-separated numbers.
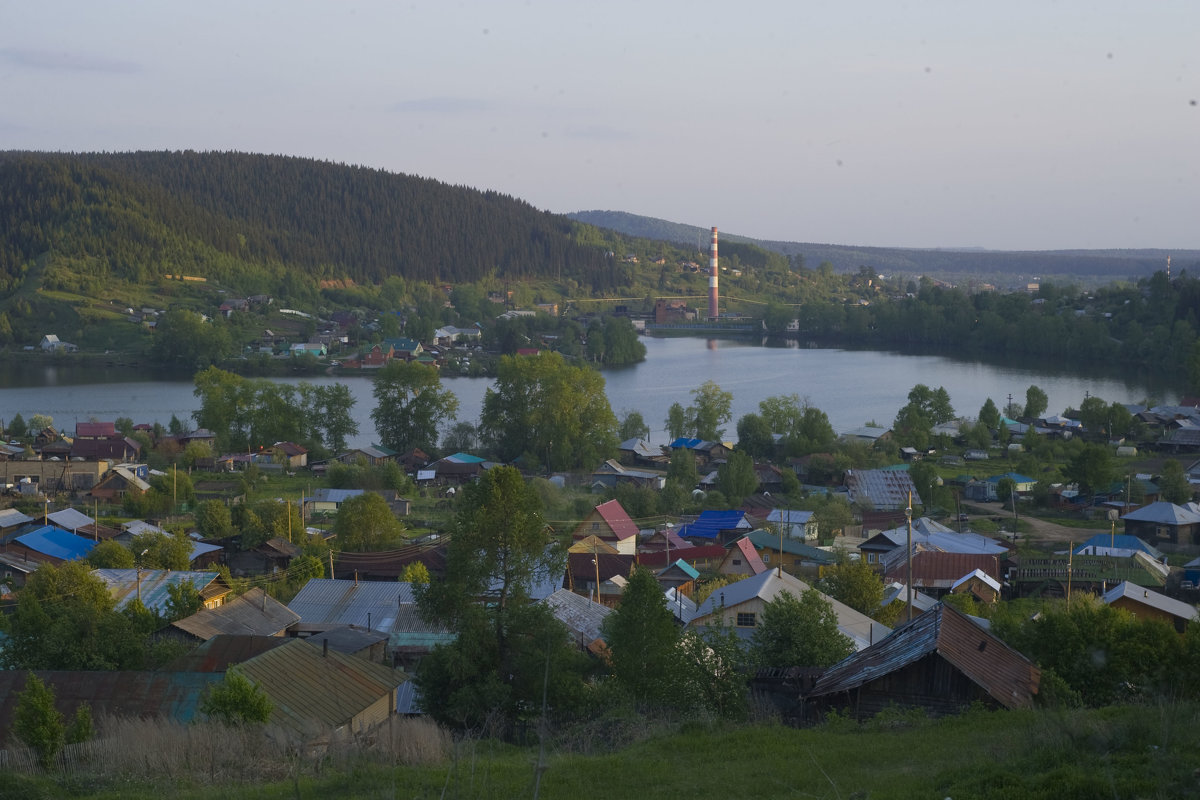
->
371, 360, 459, 455
331, 492, 407, 551
602, 566, 682, 707
480, 353, 617, 471
415, 466, 586, 728
1024, 385, 1049, 420
817, 557, 884, 616
1159, 459, 1192, 504
749, 589, 854, 668
0, 562, 144, 670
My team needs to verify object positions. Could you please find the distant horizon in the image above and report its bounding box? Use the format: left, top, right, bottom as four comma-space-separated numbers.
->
7, 146, 1198, 259
4, 3, 1197, 252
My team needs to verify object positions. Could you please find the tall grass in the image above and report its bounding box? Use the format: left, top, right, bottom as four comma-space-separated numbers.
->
1, 704, 1196, 799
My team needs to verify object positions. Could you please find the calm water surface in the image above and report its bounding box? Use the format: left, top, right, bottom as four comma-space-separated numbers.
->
0, 337, 1177, 450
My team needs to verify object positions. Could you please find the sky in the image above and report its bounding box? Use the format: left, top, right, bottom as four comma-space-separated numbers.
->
2, 1, 1198, 251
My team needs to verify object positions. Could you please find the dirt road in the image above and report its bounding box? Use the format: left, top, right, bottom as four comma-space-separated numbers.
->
961, 501, 1110, 549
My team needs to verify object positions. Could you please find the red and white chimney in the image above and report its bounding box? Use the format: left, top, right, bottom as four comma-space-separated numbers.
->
708, 226, 719, 320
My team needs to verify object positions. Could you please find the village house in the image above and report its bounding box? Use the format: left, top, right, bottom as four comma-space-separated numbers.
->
287, 578, 453, 669
1101, 581, 1199, 633
92, 568, 232, 613
740, 529, 837, 576
1120, 501, 1200, 548
805, 604, 1041, 720
166, 586, 300, 644
689, 569, 890, 652
571, 500, 640, 555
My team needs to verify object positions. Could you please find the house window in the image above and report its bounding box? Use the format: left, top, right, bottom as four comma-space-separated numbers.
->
732, 559, 742, 566
867, 553, 876, 563
736, 612, 756, 628
762, 553, 770, 564
591, 522, 599, 530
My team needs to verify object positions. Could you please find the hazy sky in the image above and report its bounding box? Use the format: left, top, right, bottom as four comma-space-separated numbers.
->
3, 1, 1197, 250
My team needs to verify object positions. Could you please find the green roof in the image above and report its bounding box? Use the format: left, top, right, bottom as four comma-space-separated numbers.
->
745, 529, 837, 563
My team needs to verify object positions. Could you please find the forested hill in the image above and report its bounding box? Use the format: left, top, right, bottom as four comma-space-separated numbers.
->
0, 151, 632, 294
568, 210, 1199, 283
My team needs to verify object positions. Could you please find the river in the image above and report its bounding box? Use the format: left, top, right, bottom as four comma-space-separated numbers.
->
0, 337, 1178, 450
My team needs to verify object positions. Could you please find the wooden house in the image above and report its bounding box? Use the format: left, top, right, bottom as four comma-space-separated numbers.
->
571, 499, 640, 555
168, 587, 300, 643
1101, 581, 1199, 633
717, 537, 768, 578
689, 569, 890, 652
949, 568, 1002, 603
656, 559, 700, 598
1120, 501, 1200, 547
805, 604, 1041, 720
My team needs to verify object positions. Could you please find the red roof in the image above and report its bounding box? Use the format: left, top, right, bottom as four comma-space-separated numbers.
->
886, 552, 1002, 588
732, 537, 768, 575
637, 544, 726, 568
76, 421, 117, 438
595, 499, 639, 541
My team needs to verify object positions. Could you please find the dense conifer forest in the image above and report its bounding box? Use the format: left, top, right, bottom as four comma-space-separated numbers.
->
0, 150, 636, 295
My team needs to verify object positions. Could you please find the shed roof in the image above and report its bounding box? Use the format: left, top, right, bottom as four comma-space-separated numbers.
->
543, 587, 612, 644
0, 508, 35, 529
807, 604, 1040, 710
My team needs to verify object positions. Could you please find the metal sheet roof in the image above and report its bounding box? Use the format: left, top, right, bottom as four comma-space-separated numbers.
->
1102, 580, 1199, 621
288, 578, 416, 631
845, 468, 922, 510
46, 508, 95, 531
691, 570, 890, 651
15, 526, 97, 561
1122, 501, 1200, 525
0, 671, 222, 745
171, 587, 300, 640
235, 638, 405, 739
595, 499, 640, 541
808, 604, 1040, 710
543, 588, 612, 644
0, 508, 35, 529
93, 568, 222, 613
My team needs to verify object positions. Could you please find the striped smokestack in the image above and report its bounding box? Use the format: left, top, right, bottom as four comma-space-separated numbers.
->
708, 226, 719, 320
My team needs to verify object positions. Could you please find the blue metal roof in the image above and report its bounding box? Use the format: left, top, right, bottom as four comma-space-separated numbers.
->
15, 526, 97, 561
1074, 534, 1163, 559
677, 509, 747, 539
306, 488, 365, 504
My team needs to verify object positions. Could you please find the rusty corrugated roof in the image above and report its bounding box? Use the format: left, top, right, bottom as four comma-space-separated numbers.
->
235, 638, 405, 738
808, 604, 1040, 710
0, 671, 222, 745
161, 633, 292, 673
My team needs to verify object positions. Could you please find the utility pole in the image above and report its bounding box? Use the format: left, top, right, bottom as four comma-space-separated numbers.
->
905, 491, 913, 622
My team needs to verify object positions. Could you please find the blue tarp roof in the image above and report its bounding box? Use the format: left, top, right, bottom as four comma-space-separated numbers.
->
15, 526, 97, 561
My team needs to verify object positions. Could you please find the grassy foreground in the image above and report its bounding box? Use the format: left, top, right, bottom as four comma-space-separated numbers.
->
4, 703, 1200, 800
